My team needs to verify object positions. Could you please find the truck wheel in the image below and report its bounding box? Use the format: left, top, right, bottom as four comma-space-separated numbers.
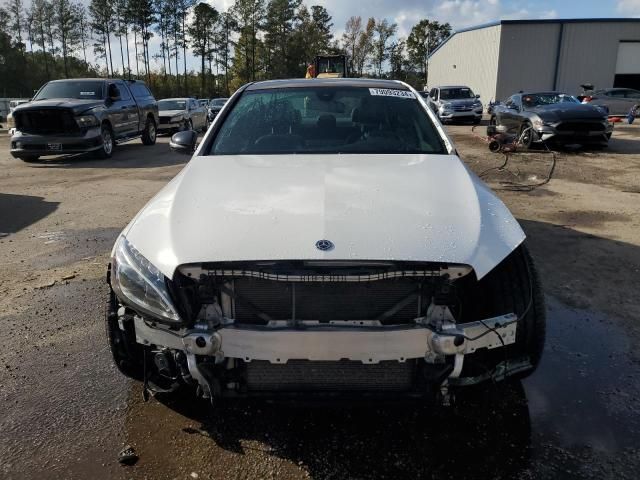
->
462, 244, 546, 380
95, 124, 114, 159
141, 117, 157, 145
105, 289, 144, 380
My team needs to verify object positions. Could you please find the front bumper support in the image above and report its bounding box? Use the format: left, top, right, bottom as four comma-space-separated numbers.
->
133, 314, 517, 364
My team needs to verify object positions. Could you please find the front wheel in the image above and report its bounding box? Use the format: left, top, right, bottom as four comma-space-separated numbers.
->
95, 124, 114, 159
519, 121, 535, 149
141, 117, 157, 145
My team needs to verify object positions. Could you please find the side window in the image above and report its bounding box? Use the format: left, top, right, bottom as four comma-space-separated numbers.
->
608, 90, 625, 98
191, 99, 198, 110
429, 88, 437, 99
130, 83, 153, 100
116, 82, 131, 101
108, 83, 122, 99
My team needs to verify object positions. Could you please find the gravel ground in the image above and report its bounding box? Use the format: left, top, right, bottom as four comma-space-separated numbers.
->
1, 124, 640, 479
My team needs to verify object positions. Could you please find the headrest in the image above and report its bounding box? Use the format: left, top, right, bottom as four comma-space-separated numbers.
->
317, 114, 336, 129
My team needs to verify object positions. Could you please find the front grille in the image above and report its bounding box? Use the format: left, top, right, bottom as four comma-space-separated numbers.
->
245, 359, 415, 392
556, 121, 605, 132
452, 105, 472, 112
231, 277, 424, 324
14, 109, 79, 134
159, 117, 172, 124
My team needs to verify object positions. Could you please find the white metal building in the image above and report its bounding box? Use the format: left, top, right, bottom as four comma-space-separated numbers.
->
427, 19, 640, 102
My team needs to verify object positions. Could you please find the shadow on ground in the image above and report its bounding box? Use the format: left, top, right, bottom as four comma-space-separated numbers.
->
17, 141, 189, 170
159, 382, 531, 479
0, 192, 59, 233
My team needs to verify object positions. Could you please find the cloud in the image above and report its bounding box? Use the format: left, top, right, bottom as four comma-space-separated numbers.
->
617, 0, 640, 14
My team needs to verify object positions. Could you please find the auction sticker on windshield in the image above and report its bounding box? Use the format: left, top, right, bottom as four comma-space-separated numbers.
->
369, 88, 415, 99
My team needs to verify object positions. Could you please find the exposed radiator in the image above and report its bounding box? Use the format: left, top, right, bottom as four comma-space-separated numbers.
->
245, 359, 416, 392
231, 277, 424, 324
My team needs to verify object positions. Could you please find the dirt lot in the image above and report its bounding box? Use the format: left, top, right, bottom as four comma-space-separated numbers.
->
1, 124, 640, 480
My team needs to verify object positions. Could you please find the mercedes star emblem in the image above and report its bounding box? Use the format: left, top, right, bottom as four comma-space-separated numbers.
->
315, 239, 334, 251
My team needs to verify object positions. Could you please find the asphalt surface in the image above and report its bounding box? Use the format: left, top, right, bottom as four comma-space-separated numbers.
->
1, 129, 640, 479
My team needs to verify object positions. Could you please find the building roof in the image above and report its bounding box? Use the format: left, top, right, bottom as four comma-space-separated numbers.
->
429, 18, 640, 59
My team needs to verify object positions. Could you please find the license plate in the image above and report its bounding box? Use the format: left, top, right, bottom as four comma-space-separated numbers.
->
47, 143, 62, 151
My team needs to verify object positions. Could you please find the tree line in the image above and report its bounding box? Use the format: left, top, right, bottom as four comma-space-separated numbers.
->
0, 0, 451, 98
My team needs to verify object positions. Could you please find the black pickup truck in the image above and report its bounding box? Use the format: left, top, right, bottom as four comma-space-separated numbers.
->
10, 78, 159, 161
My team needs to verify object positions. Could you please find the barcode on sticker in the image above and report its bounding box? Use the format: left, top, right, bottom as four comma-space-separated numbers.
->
369, 88, 415, 99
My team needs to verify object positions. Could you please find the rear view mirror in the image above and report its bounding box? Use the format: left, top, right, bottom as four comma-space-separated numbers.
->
170, 130, 198, 155
475, 94, 481, 99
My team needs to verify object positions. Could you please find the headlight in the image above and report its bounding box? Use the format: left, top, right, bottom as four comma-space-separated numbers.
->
473, 102, 482, 108
533, 119, 552, 128
111, 237, 181, 323
76, 114, 100, 128
170, 115, 183, 123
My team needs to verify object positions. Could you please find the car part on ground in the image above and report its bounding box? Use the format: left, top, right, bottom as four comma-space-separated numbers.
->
106, 78, 545, 405
9, 79, 158, 161
491, 91, 613, 148
426, 85, 483, 124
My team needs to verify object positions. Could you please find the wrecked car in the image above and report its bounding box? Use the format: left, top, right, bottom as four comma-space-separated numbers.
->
10, 78, 158, 162
106, 78, 545, 403
491, 91, 612, 148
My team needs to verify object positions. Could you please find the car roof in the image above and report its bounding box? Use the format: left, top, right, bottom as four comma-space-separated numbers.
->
436, 85, 472, 89
159, 98, 192, 101
245, 78, 410, 91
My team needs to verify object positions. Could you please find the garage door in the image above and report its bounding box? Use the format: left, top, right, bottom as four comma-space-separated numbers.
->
614, 41, 640, 89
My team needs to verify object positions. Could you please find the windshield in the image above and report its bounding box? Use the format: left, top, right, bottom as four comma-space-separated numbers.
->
34, 81, 104, 100
440, 88, 475, 100
522, 93, 580, 107
210, 98, 228, 107
317, 57, 345, 76
158, 100, 187, 110
209, 86, 446, 155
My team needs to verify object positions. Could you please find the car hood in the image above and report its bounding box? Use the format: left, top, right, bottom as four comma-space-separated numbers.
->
159, 109, 186, 117
14, 99, 105, 115
123, 154, 525, 280
528, 103, 606, 121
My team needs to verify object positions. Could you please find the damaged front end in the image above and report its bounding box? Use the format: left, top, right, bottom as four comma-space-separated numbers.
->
107, 237, 535, 403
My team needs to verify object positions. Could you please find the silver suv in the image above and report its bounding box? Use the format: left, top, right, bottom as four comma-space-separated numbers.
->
427, 85, 483, 124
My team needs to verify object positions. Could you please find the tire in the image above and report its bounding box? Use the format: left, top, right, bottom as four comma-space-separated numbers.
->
105, 288, 144, 380
460, 243, 546, 379
473, 117, 482, 125
141, 116, 157, 145
489, 116, 497, 126
95, 124, 114, 159
519, 121, 535, 149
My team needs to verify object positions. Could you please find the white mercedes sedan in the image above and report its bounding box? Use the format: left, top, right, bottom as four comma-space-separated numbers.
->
106, 79, 545, 403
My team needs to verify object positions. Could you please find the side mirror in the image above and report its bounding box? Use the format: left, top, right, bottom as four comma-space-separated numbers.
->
475, 94, 481, 99
170, 130, 198, 155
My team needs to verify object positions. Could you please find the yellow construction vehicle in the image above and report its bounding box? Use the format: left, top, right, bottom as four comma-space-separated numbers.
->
314, 55, 349, 78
